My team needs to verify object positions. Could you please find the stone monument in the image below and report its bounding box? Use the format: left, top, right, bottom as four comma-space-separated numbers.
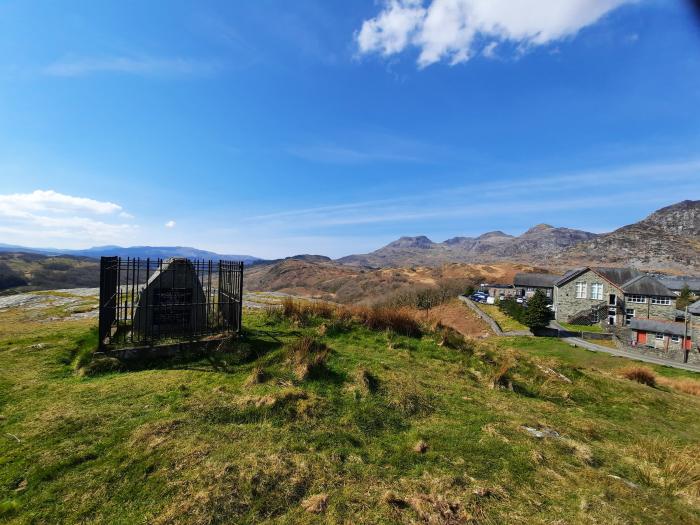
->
133, 258, 207, 339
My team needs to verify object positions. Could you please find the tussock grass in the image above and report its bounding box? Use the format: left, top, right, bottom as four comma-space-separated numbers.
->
657, 376, 700, 397
620, 366, 657, 387
277, 297, 422, 337
286, 336, 331, 380
627, 437, 700, 502
618, 366, 700, 396
2, 308, 700, 523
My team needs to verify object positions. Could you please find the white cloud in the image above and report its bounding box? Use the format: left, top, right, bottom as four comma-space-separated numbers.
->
43, 56, 221, 77
0, 189, 135, 246
356, 0, 634, 67
165, 220, 176, 228
0, 190, 122, 216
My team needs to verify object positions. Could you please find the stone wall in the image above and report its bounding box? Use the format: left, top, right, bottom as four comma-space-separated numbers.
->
625, 299, 676, 322
620, 340, 700, 366
554, 269, 678, 325
554, 270, 618, 323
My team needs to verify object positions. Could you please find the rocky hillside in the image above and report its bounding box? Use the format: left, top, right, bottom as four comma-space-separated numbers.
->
0, 252, 99, 292
555, 200, 700, 272
244, 257, 534, 304
337, 225, 597, 268
337, 200, 700, 273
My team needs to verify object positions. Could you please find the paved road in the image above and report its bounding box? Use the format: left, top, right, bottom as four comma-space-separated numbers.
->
462, 298, 700, 373
559, 335, 700, 373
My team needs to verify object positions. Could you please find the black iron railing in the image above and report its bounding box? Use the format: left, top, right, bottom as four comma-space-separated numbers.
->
98, 257, 243, 350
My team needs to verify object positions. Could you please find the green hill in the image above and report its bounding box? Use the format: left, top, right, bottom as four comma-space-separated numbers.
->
0, 300, 699, 524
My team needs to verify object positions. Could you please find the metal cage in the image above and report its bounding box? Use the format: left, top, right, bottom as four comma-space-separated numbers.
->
98, 257, 243, 350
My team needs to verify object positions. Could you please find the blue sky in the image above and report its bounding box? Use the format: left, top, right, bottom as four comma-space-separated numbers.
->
0, 0, 699, 258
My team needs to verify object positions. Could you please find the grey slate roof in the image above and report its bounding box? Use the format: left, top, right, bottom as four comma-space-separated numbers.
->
620, 275, 675, 297
514, 273, 560, 288
689, 300, 700, 315
657, 276, 700, 292
629, 318, 687, 336
555, 267, 587, 286
592, 267, 643, 287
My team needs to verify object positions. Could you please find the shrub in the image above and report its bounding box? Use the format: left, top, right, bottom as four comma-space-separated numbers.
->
498, 298, 526, 324
620, 366, 657, 387
522, 290, 552, 331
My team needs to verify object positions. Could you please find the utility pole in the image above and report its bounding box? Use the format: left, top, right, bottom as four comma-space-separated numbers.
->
683, 305, 689, 363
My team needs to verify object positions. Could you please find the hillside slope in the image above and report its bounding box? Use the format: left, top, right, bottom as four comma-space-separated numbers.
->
338, 200, 700, 273
338, 226, 598, 268
0, 300, 699, 523
556, 200, 700, 272
0, 252, 99, 292
244, 258, 534, 303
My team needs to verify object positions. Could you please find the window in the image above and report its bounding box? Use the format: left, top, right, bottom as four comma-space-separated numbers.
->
671, 335, 681, 343
575, 282, 587, 299
591, 310, 600, 323
627, 294, 646, 303
625, 308, 635, 325
591, 283, 603, 300
650, 296, 671, 305
655, 333, 664, 340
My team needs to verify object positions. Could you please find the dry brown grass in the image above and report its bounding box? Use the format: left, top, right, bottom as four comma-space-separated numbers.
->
348, 305, 422, 337
627, 437, 700, 503
278, 298, 422, 337
657, 376, 700, 396
619, 366, 657, 387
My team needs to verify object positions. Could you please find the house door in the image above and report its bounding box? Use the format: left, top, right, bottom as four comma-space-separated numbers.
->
608, 294, 617, 325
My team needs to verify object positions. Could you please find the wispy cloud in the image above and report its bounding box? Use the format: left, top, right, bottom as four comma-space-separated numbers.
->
356, 0, 636, 68
287, 144, 425, 164
245, 158, 700, 231
288, 132, 448, 164
0, 189, 136, 245
43, 56, 222, 77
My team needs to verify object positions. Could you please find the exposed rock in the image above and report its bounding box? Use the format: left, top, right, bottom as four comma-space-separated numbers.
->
521, 426, 560, 439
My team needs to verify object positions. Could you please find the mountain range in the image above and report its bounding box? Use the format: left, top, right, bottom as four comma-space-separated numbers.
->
338, 200, 700, 273
0, 244, 260, 265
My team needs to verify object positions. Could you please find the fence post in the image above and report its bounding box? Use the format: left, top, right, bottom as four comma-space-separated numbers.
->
98, 256, 118, 350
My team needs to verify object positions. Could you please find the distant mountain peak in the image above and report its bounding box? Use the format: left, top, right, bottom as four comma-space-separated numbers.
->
523, 223, 554, 234
387, 236, 435, 249
477, 230, 512, 240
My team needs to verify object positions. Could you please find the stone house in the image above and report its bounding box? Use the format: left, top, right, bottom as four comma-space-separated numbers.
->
479, 283, 517, 300
513, 272, 560, 302
553, 267, 676, 327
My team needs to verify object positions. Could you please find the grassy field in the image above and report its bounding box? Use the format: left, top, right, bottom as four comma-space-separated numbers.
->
1, 303, 700, 523
559, 322, 605, 334
475, 303, 529, 332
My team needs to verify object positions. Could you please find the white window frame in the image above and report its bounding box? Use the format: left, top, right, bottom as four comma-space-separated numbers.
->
671, 335, 680, 343
591, 283, 603, 301
627, 294, 647, 304
650, 296, 671, 305
625, 308, 635, 325
655, 333, 664, 340
575, 282, 587, 299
